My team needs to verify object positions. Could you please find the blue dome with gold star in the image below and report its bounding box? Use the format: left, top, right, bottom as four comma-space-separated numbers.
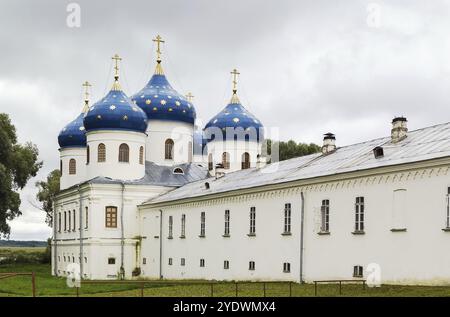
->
204, 94, 263, 142
84, 89, 148, 133
131, 66, 196, 124
58, 111, 87, 149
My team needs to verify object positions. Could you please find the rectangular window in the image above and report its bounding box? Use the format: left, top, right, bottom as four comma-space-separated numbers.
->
249, 207, 256, 235
85, 207, 88, 229
353, 265, 363, 278
168, 258, 173, 266
224, 260, 229, 270
105, 206, 118, 228
181, 214, 186, 238
224, 210, 230, 236
446, 187, 450, 229
283, 262, 291, 273
64, 212, 67, 231
58, 213, 61, 233
284, 203, 291, 233
108, 258, 115, 265
143, 258, 146, 265
168, 216, 173, 239
200, 212, 206, 237
200, 259, 205, 267
68, 210, 71, 232
321, 200, 330, 232
355, 197, 365, 232
73, 210, 76, 231
249, 261, 255, 271
181, 258, 185, 266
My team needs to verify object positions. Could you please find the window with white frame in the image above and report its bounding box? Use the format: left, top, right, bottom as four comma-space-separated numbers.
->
64, 211, 67, 231
283, 262, 291, 273
283, 203, 291, 234
200, 259, 205, 267
85, 207, 88, 229
73, 210, 76, 231
200, 212, 206, 237
353, 265, 363, 277
249, 261, 255, 271
168, 258, 173, 266
168, 216, 173, 239
249, 207, 256, 235
181, 214, 186, 238
58, 212, 61, 232
321, 199, 330, 232
224, 260, 229, 269
181, 258, 185, 266
68, 210, 71, 232
224, 210, 230, 236
354, 197, 365, 232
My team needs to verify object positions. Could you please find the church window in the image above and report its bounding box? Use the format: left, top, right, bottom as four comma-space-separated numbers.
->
118, 143, 129, 163
249, 261, 255, 271
249, 207, 256, 235
320, 200, 330, 233
354, 197, 365, 232
108, 258, 116, 265
222, 152, 230, 169
181, 258, 185, 266
68, 210, 71, 232
168, 216, 173, 239
58, 212, 61, 232
446, 187, 450, 229
60, 160, 63, 173
86, 146, 90, 164
241, 152, 250, 169
105, 206, 118, 228
84, 257, 87, 264
139, 146, 144, 165
224, 260, 229, 270
181, 214, 186, 238
224, 210, 230, 236
283, 263, 291, 273
165, 139, 174, 160
73, 210, 76, 231
200, 259, 205, 267
353, 265, 363, 278
98, 143, 106, 162
64, 212, 67, 231
69, 159, 76, 175
168, 258, 173, 266
85, 207, 88, 229
143, 258, 146, 265
284, 203, 291, 234
200, 212, 206, 237
173, 167, 184, 174
208, 153, 213, 171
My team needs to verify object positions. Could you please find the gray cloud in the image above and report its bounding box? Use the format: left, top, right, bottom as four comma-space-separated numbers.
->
1, 0, 450, 239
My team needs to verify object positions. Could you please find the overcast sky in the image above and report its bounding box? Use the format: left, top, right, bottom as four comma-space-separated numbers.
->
2, 0, 450, 240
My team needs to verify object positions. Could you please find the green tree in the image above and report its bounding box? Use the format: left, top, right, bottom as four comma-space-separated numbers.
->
263, 139, 321, 162
0, 113, 42, 237
35, 169, 61, 226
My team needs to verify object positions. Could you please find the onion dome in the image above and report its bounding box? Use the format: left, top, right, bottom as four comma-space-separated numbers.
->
84, 54, 148, 133
58, 81, 91, 149
204, 69, 263, 142
131, 35, 196, 124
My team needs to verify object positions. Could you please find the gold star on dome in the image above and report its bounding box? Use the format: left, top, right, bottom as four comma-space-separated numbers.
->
145, 99, 151, 105
161, 100, 167, 105
175, 101, 181, 106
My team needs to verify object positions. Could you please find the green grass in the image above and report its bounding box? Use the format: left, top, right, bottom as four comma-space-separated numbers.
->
1, 261, 450, 297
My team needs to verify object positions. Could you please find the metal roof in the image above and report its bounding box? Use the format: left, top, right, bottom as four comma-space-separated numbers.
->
145, 121, 450, 205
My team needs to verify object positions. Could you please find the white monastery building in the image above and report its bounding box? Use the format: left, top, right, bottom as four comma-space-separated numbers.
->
53, 36, 450, 285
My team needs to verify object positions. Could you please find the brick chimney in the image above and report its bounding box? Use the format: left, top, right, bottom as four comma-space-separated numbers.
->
391, 117, 408, 143
322, 133, 336, 154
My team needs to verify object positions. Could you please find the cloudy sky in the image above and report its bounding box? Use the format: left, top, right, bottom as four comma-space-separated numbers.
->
1, 0, 450, 240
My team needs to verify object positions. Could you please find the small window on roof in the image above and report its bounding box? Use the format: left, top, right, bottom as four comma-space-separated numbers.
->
173, 167, 184, 174
205, 182, 210, 190
373, 146, 384, 159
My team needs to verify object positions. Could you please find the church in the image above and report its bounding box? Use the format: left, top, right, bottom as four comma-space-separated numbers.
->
52, 35, 450, 285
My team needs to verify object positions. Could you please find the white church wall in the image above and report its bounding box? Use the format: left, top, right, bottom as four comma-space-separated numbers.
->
146, 120, 194, 166
59, 147, 87, 190
207, 140, 261, 173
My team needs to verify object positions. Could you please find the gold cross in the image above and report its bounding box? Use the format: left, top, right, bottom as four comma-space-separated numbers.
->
152, 35, 165, 61
82, 81, 92, 101
186, 92, 194, 102
112, 54, 122, 77
231, 68, 240, 92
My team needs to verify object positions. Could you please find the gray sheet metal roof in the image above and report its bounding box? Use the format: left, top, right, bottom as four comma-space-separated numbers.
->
146, 122, 450, 205
69, 162, 208, 190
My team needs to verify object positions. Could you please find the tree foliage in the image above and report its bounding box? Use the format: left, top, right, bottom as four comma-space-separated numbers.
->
263, 139, 321, 162
0, 113, 42, 237
36, 169, 61, 227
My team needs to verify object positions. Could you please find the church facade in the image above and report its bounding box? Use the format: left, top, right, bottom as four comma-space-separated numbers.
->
52, 36, 450, 285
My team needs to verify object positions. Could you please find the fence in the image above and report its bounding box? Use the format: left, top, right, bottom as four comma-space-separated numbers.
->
0, 272, 36, 297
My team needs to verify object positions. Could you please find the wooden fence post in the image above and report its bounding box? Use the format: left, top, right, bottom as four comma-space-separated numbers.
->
31, 272, 36, 298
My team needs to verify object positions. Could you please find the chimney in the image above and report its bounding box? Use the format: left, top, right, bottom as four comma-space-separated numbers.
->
215, 163, 225, 179
322, 133, 336, 154
391, 117, 408, 143
256, 154, 267, 169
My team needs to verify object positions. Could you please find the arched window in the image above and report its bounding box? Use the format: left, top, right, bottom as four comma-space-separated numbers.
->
165, 139, 174, 160
139, 146, 144, 165
222, 152, 230, 169
118, 143, 129, 163
69, 159, 76, 175
86, 146, 90, 164
173, 167, 184, 174
208, 153, 213, 171
241, 152, 250, 169
98, 143, 106, 162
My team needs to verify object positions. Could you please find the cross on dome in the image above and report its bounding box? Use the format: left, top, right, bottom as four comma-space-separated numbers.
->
111, 54, 122, 91
82, 81, 92, 113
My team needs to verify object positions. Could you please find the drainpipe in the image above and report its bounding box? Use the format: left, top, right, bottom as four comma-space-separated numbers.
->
120, 182, 125, 280
159, 209, 163, 279
300, 191, 305, 284
52, 197, 57, 276
77, 185, 83, 279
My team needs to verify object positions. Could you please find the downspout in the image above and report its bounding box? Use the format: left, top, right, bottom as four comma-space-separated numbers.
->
52, 196, 57, 276
300, 191, 305, 284
159, 209, 163, 279
120, 182, 125, 280
77, 185, 83, 279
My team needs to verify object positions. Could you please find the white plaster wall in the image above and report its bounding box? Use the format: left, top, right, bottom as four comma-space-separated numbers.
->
59, 147, 87, 190
146, 120, 194, 166
86, 130, 146, 181
207, 140, 261, 173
